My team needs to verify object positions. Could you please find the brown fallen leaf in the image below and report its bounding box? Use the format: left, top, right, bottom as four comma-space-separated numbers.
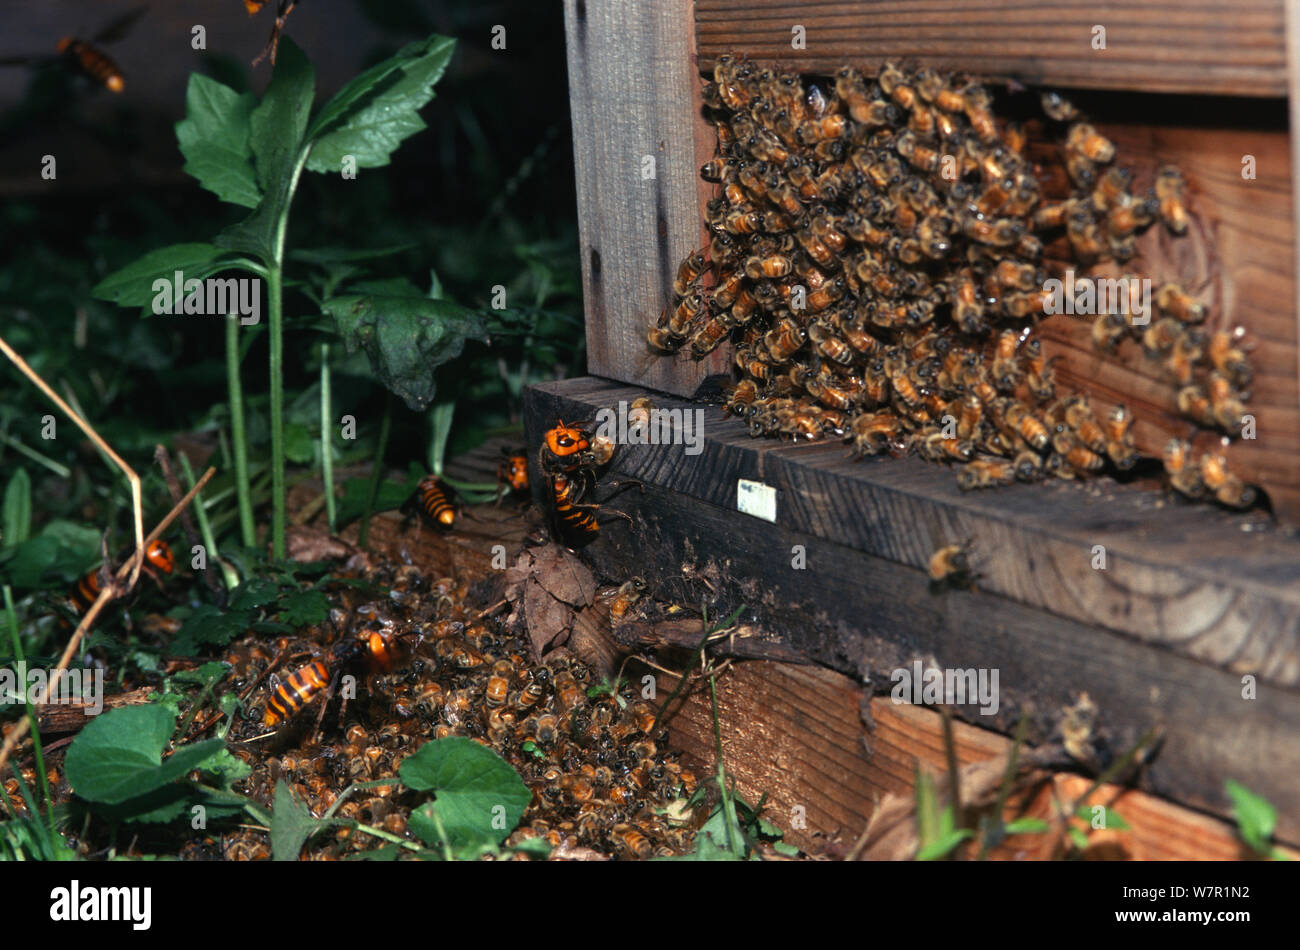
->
524, 574, 573, 658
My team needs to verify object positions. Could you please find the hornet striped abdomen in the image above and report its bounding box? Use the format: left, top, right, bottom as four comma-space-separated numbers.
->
264, 661, 331, 727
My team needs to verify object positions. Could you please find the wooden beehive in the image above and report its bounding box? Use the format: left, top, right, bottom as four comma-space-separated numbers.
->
543, 0, 1300, 848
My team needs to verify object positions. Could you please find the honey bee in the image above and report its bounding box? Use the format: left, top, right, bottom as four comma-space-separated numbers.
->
1053, 430, 1105, 473
1176, 383, 1216, 428
1067, 123, 1115, 164
1063, 397, 1107, 452
849, 410, 902, 456
1155, 166, 1189, 235
1003, 401, 1050, 452
764, 318, 807, 361
1040, 91, 1080, 122
1206, 327, 1252, 387
1104, 405, 1138, 469
1207, 372, 1248, 436
673, 250, 708, 296
1013, 449, 1043, 481
928, 540, 975, 587
991, 329, 1024, 392
956, 457, 1015, 490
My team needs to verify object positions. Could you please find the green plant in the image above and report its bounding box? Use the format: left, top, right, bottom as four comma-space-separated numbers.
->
92, 35, 487, 560
1225, 779, 1291, 860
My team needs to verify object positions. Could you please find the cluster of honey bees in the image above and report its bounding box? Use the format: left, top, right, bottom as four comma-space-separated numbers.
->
217, 561, 697, 860
646, 55, 1257, 506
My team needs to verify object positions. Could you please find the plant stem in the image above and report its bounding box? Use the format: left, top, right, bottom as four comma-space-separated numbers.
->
4, 585, 51, 827
267, 147, 311, 562
178, 453, 237, 591
268, 261, 285, 560
320, 344, 336, 534
358, 392, 393, 550
226, 314, 256, 550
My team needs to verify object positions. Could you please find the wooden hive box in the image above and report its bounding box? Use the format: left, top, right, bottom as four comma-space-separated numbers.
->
538, 0, 1300, 849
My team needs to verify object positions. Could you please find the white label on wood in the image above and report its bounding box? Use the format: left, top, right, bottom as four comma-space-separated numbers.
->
737, 479, 777, 522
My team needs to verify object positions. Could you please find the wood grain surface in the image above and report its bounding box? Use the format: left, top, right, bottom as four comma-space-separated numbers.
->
562, 0, 728, 395
526, 378, 1300, 840
695, 0, 1288, 97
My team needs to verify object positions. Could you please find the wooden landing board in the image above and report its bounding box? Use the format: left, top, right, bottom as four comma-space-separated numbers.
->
694, 0, 1288, 97
525, 377, 1300, 840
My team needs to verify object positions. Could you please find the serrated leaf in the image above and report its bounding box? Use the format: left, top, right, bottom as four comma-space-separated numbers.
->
64, 705, 226, 805
250, 38, 315, 193
1225, 779, 1276, 854
216, 38, 315, 264
175, 74, 261, 208
278, 590, 330, 627
3, 467, 32, 548
305, 35, 455, 173
323, 293, 487, 410
230, 578, 281, 610
271, 780, 321, 861
399, 737, 529, 853
171, 605, 253, 654
169, 661, 231, 686
91, 244, 228, 307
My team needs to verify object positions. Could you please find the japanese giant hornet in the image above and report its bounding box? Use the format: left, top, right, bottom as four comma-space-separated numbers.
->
498, 449, 530, 496
65, 539, 175, 622
262, 624, 419, 731
403, 474, 458, 530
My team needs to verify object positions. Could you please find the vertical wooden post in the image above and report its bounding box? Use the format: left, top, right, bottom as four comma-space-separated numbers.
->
1286, 0, 1300, 398
562, 0, 723, 396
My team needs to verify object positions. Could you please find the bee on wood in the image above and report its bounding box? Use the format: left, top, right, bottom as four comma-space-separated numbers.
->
1104, 405, 1139, 470
956, 457, 1016, 490
1155, 166, 1190, 235
928, 540, 975, 588
1206, 326, 1253, 388
1040, 91, 1080, 122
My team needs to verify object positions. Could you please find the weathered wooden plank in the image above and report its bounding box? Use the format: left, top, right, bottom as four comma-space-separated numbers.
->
561, 0, 724, 395
694, 0, 1288, 97
530, 378, 1300, 686
1287, 0, 1300, 445
544, 466, 1300, 841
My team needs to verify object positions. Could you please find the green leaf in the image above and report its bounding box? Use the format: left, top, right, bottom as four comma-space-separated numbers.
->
1225, 779, 1276, 854
285, 421, 314, 463
91, 244, 228, 308
230, 578, 281, 610
271, 780, 321, 861
1067, 826, 1090, 851
290, 244, 416, 266
169, 661, 231, 687
916, 827, 974, 861
305, 35, 455, 173
199, 747, 253, 788
399, 737, 530, 853
1074, 802, 1130, 832
171, 605, 253, 654
216, 38, 315, 263
323, 293, 487, 411
278, 590, 330, 627
64, 705, 226, 805
175, 74, 261, 208
250, 38, 315, 194
336, 476, 411, 526
2, 467, 32, 547
1002, 817, 1051, 835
